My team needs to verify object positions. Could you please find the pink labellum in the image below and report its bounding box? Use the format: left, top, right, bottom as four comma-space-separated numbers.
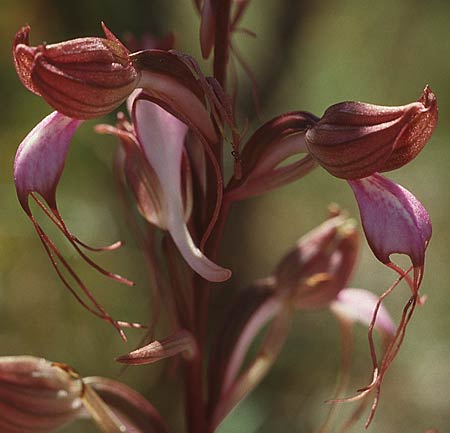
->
330, 288, 395, 335
116, 330, 197, 365
348, 173, 431, 287
346, 174, 432, 426
14, 111, 82, 214
14, 112, 136, 338
133, 97, 231, 282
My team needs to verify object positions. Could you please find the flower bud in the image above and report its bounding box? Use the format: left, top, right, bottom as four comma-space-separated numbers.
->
274, 211, 359, 309
305, 86, 437, 179
0, 356, 83, 433
13, 24, 139, 119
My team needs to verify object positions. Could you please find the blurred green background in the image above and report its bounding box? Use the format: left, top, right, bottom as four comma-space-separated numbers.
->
1, 0, 449, 432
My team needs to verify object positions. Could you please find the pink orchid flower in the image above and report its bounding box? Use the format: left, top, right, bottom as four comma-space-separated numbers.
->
303, 87, 437, 426
208, 212, 395, 430
14, 111, 137, 339
0, 356, 170, 433
12, 25, 232, 336
305, 86, 437, 291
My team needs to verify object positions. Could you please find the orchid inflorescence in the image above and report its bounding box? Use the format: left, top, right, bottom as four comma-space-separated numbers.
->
7, 2, 438, 432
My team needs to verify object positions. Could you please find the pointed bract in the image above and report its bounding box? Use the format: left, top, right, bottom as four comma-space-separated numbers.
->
116, 330, 197, 365
209, 283, 291, 430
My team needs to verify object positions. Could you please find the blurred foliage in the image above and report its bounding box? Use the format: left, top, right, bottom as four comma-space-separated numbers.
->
1, 0, 449, 432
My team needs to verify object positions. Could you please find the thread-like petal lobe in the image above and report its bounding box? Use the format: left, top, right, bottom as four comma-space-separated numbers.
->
14, 111, 83, 213
133, 97, 231, 282
348, 173, 431, 270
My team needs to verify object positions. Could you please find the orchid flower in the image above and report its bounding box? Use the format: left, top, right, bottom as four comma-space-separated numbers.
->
305, 86, 437, 291
0, 356, 83, 433
232, 87, 436, 290
231, 88, 436, 368
11, 13, 439, 432
13, 24, 219, 142
97, 93, 231, 282
13, 24, 139, 119
13, 24, 231, 282
302, 86, 437, 425
132, 97, 230, 282
0, 356, 170, 433
13, 110, 141, 339
207, 211, 395, 430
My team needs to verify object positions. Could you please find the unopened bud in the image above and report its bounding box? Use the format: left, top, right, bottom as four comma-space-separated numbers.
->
0, 356, 83, 433
13, 24, 139, 119
274, 211, 359, 309
305, 86, 437, 179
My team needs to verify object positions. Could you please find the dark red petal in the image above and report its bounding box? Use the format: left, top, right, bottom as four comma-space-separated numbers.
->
12, 25, 41, 95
